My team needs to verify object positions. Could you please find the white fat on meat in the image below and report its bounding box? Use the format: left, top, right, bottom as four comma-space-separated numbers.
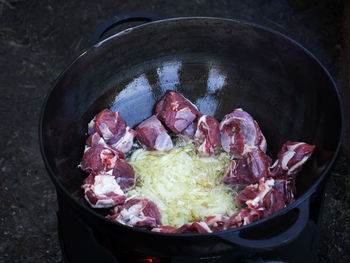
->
287, 155, 310, 175
92, 175, 124, 196
280, 142, 304, 170
154, 132, 173, 151
117, 203, 148, 226
196, 221, 213, 233
88, 118, 95, 134
246, 178, 274, 209
83, 175, 125, 208
99, 122, 115, 141
100, 149, 118, 168
111, 127, 136, 153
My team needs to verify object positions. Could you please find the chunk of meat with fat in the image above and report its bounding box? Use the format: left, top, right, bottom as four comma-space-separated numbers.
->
107, 197, 161, 228
225, 208, 262, 229
273, 177, 295, 205
205, 214, 229, 232
175, 221, 212, 234
193, 115, 221, 156
180, 122, 196, 140
235, 178, 285, 215
219, 108, 266, 157
88, 109, 136, 153
112, 159, 135, 191
155, 91, 201, 134
135, 115, 173, 151
82, 174, 126, 208
223, 149, 272, 186
88, 109, 126, 143
270, 141, 315, 178
80, 143, 124, 175
86, 132, 105, 147
151, 226, 177, 233
110, 127, 137, 153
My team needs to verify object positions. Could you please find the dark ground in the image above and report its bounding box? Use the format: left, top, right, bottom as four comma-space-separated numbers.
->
0, 0, 349, 262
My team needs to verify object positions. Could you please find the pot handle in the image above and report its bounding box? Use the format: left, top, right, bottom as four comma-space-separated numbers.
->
91, 12, 162, 46
219, 198, 310, 250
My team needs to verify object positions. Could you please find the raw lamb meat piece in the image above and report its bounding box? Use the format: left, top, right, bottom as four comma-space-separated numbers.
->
88, 109, 126, 144
135, 115, 173, 151
112, 159, 135, 191
262, 185, 286, 216
80, 143, 124, 175
110, 127, 136, 153
86, 132, 105, 147
175, 221, 212, 234
219, 108, 266, 157
107, 197, 161, 228
235, 178, 275, 210
155, 91, 201, 134
273, 177, 296, 205
193, 115, 221, 156
270, 141, 315, 178
205, 214, 229, 232
181, 122, 196, 140
151, 226, 177, 233
225, 208, 261, 230
82, 174, 126, 208
88, 109, 136, 153
223, 149, 272, 186
235, 178, 285, 214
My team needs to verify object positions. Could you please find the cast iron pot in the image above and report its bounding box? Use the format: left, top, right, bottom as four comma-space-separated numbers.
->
39, 14, 343, 259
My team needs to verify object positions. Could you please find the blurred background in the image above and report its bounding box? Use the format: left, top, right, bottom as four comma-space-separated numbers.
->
0, 0, 349, 262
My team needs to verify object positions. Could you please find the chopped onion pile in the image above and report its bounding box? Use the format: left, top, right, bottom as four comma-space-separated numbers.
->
126, 139, 238, 228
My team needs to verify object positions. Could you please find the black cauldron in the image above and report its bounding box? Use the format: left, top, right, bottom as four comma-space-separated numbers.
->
39, 15, 343, 258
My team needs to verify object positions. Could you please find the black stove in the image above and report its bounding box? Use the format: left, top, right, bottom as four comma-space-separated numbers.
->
57, 184, 325, 263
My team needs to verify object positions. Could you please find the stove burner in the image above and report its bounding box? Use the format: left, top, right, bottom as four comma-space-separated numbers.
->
57, 185, 326, 263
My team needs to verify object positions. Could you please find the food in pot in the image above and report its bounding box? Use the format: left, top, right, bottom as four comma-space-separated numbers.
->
126, 139, 235, 228
155, 91, 201, 134
135, 115, 173, 151
79, 91, 315, 233
88, 109, 136, 153
107, 197, 162, 228
219, 108, 267, 157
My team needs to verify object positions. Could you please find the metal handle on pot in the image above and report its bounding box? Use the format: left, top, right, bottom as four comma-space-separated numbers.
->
91, 12, 163, 46
219, 199, 310, 250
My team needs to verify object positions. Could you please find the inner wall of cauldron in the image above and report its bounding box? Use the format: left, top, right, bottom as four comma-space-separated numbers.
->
42, 18, 341, 204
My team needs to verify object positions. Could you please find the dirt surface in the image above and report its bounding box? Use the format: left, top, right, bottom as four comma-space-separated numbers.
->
0, 0, 348, 262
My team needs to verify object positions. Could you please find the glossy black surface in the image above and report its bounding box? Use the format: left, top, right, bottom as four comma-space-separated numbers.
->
40, 17, 343, 256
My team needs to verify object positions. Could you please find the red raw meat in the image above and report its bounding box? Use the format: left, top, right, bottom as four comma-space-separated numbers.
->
107, 197, 161, 228
223, 149, 272, 186
88, 109, 126, 144
86, 132, 105, 147
151, 226, 177, 233
135, 115, 173, 151
193, 115, 221, 156
112, 159, 135, 191
219, 108, 266, 157
155, 91, 201, 134
80, 143, 124, 175
234, 177, 286, 222
205, 214, 229, 232
273, 177, 296, 205
110, 127, 136, 153
235, 178, 275, 210
82, 174, 126, 208
181, 122, 196, 140
175, 221, 212, 234
225, 208, 262, 229
270, 141, 315, 178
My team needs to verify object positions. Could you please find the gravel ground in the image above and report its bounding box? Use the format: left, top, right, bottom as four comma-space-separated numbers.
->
0, 0, 348, 262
